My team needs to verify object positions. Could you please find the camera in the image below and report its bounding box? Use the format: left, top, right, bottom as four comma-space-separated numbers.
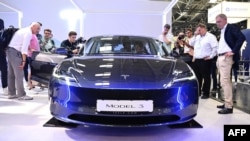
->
178, 35, 185, 40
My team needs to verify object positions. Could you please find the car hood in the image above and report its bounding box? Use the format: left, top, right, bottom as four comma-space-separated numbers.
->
66, 56, 175, 89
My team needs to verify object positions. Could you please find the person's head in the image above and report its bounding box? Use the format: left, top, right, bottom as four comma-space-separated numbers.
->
163, 24, 171, 35
43, 29, 52, 39
134, 41, 144, 53
36, 22, 42, 34
30, 22, 41, 34
216, 14, 228, 29
37, 22, 42, 26
68, 31, 77, 43
196, 23, 207, 36
122, 37, 131, 52
185, 28, 193, 38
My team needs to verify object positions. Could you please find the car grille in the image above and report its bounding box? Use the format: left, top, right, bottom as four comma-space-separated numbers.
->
98, 111, 150, 115
71, 87, 179, 107
52, 82, 198, 114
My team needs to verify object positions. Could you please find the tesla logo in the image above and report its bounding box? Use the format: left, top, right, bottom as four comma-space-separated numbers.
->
121, 74, 130, 80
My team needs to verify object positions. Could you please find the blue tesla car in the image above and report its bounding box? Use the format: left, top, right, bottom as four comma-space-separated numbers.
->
31, 35, 199, 127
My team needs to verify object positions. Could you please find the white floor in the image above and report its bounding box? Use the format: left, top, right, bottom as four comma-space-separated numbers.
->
0, 86, 250, 141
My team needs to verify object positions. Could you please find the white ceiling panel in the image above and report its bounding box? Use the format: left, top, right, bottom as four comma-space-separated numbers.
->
0, 3, 16, 12
72, 0, 170, 13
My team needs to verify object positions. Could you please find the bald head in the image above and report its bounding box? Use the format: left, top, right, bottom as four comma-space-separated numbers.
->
30, 22, 41, 34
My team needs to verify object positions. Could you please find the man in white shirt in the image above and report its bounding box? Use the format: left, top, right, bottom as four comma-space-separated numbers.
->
184, 28, 195, 56
191, 23, 218, 99
215, 14, 245, 114
158, 24, 174, 54
6, 22, 41, 100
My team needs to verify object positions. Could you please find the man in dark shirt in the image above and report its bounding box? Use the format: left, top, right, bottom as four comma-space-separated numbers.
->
60, 31, 79, 54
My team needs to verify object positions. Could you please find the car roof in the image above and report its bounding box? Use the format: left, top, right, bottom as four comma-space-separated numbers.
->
88, 35, 156, 40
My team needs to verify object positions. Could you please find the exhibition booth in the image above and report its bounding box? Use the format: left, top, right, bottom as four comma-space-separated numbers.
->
208, 1, 250, 28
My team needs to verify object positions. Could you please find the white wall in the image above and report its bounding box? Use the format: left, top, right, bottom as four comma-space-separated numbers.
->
83, 13, 163, 39
0, 12, 18, 28
0, 0, 173, 46
0, 0, 78, 47
72, 0, 171, 39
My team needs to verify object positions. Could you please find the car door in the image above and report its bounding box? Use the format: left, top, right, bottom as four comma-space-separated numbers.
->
30, 51, 67, 85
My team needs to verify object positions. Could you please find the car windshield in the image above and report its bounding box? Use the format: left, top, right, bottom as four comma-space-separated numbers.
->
83, 36, 161, 56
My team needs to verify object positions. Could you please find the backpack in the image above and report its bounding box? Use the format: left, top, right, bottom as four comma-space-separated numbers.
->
51, 39, 55, 46
0, 27, 19, 50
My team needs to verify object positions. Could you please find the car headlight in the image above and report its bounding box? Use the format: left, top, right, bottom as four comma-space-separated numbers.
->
52, 65, 77, 83
172, 61, 195, 82
173, 69, 195, 82
163, 62, 196, 89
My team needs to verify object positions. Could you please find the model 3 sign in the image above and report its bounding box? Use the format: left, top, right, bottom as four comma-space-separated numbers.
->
96, 100, 153, 112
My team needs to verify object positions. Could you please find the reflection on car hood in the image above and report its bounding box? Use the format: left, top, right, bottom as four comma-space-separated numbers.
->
68, 56, 175, 89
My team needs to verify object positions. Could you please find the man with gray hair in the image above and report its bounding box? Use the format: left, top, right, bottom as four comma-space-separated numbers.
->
215, 14, 245, 114
6, 22, 41, 100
